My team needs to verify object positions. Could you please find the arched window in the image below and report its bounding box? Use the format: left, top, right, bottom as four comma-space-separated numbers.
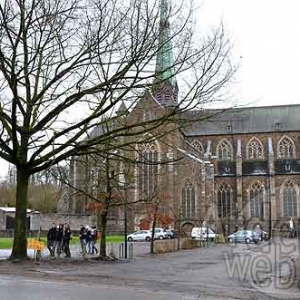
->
247, 138, 264, 159
216, 139, 233, 160
249, 181, 265, 218
137, 143, 158, 198
181, 179, 196, 219
191, 140, 204, 156
217, 183, 232, 218
282, 181, 298, 217
278, 136, 295, 158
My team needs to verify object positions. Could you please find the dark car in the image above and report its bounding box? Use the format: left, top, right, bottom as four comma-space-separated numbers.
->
165, 229, 176, 239
228, 230, 261, 244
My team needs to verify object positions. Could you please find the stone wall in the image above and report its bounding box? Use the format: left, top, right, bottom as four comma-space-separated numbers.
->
154, 239, 176, 254
0, 211, 40, 231
0, 211, 5, 230
153, 238, 198, 254
39, 213, 92, 231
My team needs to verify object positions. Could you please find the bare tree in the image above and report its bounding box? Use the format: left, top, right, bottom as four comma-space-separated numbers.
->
0, 0, 234, 260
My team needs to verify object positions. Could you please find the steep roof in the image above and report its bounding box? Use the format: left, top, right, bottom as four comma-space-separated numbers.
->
182, 104, 300, 136
155, 0, 177, 88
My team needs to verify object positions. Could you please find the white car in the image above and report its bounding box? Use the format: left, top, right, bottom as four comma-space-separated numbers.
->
152, 228, 168, 240
127, 230, 151, 242
191, 227, 217, 241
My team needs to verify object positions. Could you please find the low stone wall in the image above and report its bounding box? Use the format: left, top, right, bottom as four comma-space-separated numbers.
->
181, 238, 200, 250
154, 238, 200, 254
154, 239, 176, 254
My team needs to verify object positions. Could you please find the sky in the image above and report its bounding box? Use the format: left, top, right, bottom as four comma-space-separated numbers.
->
197, 0, 300, 107
1, 0, 300, 179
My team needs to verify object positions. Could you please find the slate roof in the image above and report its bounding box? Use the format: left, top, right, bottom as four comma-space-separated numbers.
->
182, 104, 300, 136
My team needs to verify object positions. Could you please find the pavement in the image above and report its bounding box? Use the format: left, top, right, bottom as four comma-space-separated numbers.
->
0, 241, 150, 260
0, 238, 299, 300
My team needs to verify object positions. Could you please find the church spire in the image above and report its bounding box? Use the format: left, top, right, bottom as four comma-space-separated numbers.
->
154, 0, 178, 106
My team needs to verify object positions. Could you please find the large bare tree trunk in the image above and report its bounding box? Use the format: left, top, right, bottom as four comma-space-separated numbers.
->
99, 210, 108, 260
10, 167, 30, 260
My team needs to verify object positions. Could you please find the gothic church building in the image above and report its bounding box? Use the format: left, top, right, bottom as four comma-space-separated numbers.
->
68, 0, 300, 234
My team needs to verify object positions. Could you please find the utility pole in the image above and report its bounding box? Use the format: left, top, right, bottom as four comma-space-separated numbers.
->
124, 184, 128, 259
268, 172, 272, 240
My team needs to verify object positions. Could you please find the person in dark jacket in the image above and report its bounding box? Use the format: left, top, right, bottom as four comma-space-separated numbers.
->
63, 223, 72, 258
91, 226, 98, 254
86, 226, 92, 254
47, 223, 57, 257
56, 224, 64, 256
79, 225, 87, 258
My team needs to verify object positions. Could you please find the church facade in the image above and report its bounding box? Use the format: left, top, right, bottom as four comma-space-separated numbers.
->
67, 0, 300, 235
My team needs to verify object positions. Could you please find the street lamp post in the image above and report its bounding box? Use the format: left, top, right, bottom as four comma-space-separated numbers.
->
268, 172, 272, 240
124, 188, 128, 259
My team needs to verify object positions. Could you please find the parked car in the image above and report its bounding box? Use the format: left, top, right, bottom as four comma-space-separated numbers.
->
228, 230, 260, 244
191, 227, 217, 242
152, 228, 168, 240
165, 229, 176, 239
127, 230, 151, 242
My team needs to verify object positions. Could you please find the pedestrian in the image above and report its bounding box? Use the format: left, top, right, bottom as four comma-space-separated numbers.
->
56, 224, 64, 256
255, 225, 262, 243
47, 223, 57, 257
63, 223, 72, 258
79, 224, 87, 258
86, 225, 92, 254
289, 218, 294, 238
91, 226, 98, 254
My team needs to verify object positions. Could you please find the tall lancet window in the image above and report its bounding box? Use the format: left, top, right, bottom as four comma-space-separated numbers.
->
181, 179, 196, 219
249, 181, 265, 218
137, 143, 158, 199
247, 138, 264, 159
217, 139, 233, 160
217, 183, 232, 218
278, 136, 295, 158
282, 180, 298, 217
191, 140, 204, 157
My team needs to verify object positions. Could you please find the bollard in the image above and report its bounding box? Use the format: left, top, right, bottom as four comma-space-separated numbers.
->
119, 242, 133, 260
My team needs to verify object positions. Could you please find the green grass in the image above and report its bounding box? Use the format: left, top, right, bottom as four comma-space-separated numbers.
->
106, 235, 124, 243
0, 235, 124, 249
0, 238, 14, 249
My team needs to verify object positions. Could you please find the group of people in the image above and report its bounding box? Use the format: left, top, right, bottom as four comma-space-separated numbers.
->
47, 223, 72, 258
79, 225, 99, 256
47, 223, 99, 258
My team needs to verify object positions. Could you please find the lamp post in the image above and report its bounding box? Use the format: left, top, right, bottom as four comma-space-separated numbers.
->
124, 185, 128, 259
268, 172, 272, 240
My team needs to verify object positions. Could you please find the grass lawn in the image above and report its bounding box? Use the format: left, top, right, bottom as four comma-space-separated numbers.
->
0, 235, 125, 249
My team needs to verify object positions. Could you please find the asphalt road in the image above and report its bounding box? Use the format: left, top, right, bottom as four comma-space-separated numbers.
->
0, 276, 196, 300
0, 238, 299, 300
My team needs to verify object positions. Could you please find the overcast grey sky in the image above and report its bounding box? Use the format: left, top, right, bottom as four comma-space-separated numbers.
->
198, 0, 300, 107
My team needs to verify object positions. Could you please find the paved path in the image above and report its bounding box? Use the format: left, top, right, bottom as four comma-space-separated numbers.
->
0, 241, 151, 260
1, 238, 299, 299
0, 275, 214, 300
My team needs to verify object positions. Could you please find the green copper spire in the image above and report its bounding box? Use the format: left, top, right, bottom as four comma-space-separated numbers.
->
155, 0, 177, 87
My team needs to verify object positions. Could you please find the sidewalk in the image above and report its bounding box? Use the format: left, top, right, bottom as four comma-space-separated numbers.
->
0, 241, 150, 260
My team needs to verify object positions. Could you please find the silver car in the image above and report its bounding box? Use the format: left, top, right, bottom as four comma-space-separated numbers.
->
228, 230, 260, 244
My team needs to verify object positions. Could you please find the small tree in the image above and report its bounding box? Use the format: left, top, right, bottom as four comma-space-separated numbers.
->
147, 191, 172, 254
